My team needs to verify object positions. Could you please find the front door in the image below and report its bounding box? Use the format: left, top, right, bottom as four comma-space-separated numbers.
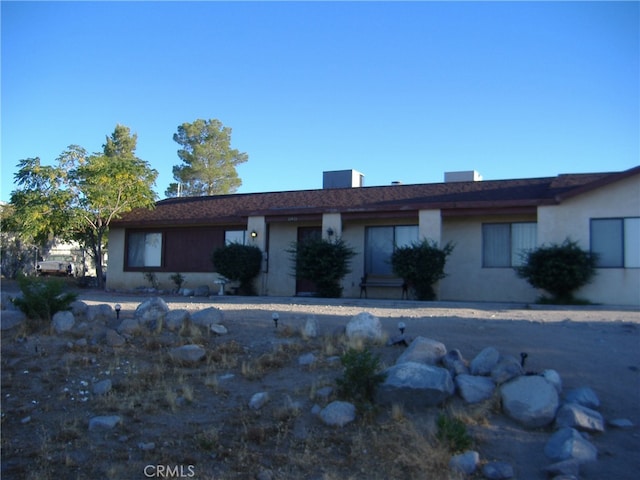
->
295, 227, 321, 296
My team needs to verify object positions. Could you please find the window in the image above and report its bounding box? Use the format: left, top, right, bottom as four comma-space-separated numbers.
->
591, 218, 640, 268
482, 222, 537, 267
365, 225, 419, 275
225, 230, 246, 245
127, 232, 163, 267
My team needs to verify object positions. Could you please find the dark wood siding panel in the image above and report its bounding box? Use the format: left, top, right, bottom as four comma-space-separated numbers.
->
164, 227, 224, 272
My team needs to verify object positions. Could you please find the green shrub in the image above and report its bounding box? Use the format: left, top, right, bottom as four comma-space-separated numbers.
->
288, 236, 356, 298
13, 275, 78, 331
516, 239, 597, 303
391, 239, 454, 300
336, 348, 387, 412
211, 243, 263, 295
436, 413, 473, 453
170, 272, 186, 291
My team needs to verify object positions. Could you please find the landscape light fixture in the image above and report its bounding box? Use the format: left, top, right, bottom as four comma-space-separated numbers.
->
115, 304, 121, 320
398, 321, 406, 335
272, 313, 279, 329
250, 230, 258, 239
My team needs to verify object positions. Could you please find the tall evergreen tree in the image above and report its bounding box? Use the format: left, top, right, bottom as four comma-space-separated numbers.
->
166, 118, 248, 197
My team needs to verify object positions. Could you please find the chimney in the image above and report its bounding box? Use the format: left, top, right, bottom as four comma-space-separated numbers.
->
444, 170, 483, 183
323, 170, 364, 189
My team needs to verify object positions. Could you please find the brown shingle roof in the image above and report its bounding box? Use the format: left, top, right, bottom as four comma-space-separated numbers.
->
111, 166, 639, 227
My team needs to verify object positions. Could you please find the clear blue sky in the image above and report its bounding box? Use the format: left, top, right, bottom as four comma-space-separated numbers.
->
2, 1, 638, 203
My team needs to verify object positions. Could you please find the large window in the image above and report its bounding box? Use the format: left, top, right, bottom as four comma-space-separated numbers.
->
365, 225, 418, 275
591, 218, 640, 268
127, 232, 163, 268
225, 230, 246, 245
482, 222, 537, 267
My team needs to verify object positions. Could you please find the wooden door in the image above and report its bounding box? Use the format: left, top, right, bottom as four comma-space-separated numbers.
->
295, 227, 321, 296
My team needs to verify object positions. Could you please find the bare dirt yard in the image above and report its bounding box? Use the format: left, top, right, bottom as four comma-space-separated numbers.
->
2, 286, 639, 480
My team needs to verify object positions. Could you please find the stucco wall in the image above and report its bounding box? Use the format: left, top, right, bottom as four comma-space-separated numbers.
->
439, 215, 539, 303
538, 174, 640, 305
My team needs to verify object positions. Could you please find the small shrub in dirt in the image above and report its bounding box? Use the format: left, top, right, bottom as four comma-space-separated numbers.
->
336, 348, 387, 412
436, 412, 473, 453
12, 274, 77, 331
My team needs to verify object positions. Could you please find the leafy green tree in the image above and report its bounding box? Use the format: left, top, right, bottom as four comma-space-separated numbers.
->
516, 239, 597, 303
166, 118, 248, 197
9, 125, 158, 288
211, 243, 263, 295
391, 239, 454, 300
288, 237, 356, 298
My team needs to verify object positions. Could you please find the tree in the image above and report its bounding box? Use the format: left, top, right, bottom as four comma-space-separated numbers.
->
166, 118, 248, 197
516, 239, 598, 303
9, 125, 158, 288
391, 239, 454, 300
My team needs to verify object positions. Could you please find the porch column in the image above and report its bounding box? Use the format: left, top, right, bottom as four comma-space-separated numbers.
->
419, 209, 442, 244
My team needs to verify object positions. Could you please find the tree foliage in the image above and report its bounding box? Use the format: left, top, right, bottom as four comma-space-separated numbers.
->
211, 243, 263, 295
288, 237, 356, 298
166, 119, 248, 197
9, 125, 158, 287
391, 239, 454, 300
516, 239, 598, 303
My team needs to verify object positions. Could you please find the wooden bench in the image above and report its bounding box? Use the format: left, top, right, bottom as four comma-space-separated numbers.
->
359, 274, 408, 299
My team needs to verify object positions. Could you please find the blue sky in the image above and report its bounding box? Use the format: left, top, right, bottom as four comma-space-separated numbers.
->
2, 1, 638, 203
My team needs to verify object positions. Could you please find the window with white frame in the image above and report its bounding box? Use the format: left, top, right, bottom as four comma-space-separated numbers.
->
127, 232, 163, 267
365, 225, 419, 275
590, 218, 640, 268
225, 230, 246, 245
482, 222, 537, 267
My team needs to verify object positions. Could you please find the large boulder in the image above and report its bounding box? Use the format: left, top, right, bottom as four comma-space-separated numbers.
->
490, 355, 523, 384
455, 374, 496, 404
376, 361, 454, 409
555, 403, 605, 433
169, 344, 206, 364
70, 300, 89, 322
395, 336, 446, 365
135, 297, 170, 324
544, 427, 598, 463
564, 387, 600, 410
52, 310, 75, 334
470, 346, 500, 376
500, 375, 559, 428
87, 304, 114, 323
442, 349, 469, 377
165, 309, 190, 331
190, 307, 224, 328
319, 401, 356, 427
345, 312, 384, 343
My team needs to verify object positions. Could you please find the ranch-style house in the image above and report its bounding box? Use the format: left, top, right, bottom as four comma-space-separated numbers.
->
108, 166, 640, 306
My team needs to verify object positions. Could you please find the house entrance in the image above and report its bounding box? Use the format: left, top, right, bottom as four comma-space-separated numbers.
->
295, 226, 321, 296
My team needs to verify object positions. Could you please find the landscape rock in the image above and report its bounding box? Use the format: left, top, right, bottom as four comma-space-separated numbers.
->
490, 355, 523, 384
135, 297, 170, 323
345, 312, 384, 342
298, 352, 316, 366
87, 304, 114, 323
301, 316, 319, 338
442, 349, 469, 377
555, 403, 605, 432
249, 392, 269, 410
395, 336, 446, 365
608, 418, 634, 429
500, 375, 559, 428
315, 386, 333, 402
0, 309, 26, 330
564, 387, 600, 410
52, 310, 75, 333
169, 344, 206, 364
377, 361, 454, 408
482, 461, 514, 479
449, 450, 479, 475
105, 329, 126, 347
319, 401, 356, 427
542, 369, 563, 394
165, 309, 190, 331
70, 300, 89, 321
455, 374, 495, 403
93, 379, 112, 395
88, 415, 122, 430
117, 318, 142, 335
544, 427, 598, 463
191, 307, 224, 328
543, 459, 581, 477
210, 324, 228, 335
470, 346, 500, 375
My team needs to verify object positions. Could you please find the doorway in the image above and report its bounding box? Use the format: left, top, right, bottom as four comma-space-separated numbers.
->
295, 226, 321, 296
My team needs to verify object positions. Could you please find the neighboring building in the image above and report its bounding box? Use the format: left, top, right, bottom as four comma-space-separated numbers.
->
108, 166, 640, 306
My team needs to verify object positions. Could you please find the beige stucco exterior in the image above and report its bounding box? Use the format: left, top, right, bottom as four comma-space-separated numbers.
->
106, 171, 640, 305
